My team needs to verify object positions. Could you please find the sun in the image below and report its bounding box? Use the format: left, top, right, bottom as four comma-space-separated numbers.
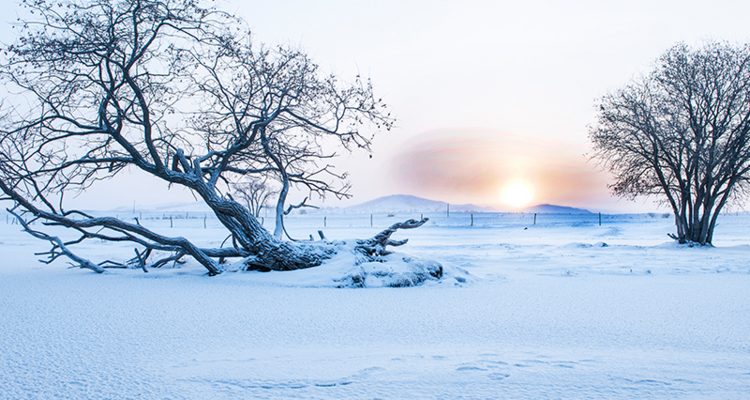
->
502, 182, 533, 208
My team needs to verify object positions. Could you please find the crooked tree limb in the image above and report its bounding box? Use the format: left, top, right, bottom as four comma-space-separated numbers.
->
150, 251, 186, 269
283, 197, 321, 216
355, 217, 429, 259
133, 248, 149, 273
8, 209, 105, 273
280, 197, 321, 242
3, 182, 428, 275
1, 179, 225, 275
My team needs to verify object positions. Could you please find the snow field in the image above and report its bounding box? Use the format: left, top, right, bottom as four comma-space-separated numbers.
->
1, 211, 749, 399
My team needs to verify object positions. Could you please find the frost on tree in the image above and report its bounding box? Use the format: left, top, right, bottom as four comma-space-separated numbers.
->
0, 0, 439, 283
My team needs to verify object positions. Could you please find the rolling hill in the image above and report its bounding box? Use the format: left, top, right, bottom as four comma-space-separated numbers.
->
343, 194, 496, 214
523, 204, 592, 214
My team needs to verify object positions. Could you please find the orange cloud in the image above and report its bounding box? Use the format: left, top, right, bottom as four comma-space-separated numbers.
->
387, 128, 609, 210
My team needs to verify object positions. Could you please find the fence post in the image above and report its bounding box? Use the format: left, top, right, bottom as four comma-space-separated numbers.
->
170, 215, 173, 228
471, 213, 474, 226
204, 215, 207, 229
370, 214, 373, 227
533, 213, 537, 225
447, 204, 450, 218
599, 212, 602, 226
324, 216, 327, 228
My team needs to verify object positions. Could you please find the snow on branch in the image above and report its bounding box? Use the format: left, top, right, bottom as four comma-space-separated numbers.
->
355, 217, 429, 258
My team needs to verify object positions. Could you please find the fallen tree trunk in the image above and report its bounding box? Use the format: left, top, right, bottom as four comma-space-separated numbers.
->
240, 218, 431, 272
4, 174, 432, 276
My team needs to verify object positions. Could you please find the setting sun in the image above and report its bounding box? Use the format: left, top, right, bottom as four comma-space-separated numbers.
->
503, 182, 533, 208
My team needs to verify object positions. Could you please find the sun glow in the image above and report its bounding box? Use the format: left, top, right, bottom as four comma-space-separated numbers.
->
503, 182, 533, 208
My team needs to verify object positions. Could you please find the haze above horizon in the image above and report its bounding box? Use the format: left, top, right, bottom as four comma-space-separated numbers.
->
3, 0, 750, 213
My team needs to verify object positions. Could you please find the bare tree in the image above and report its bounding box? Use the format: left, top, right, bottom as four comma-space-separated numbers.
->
590, 41, 750, 245
0, 0, 427, 276
186, 42, 377, 239
265, 137, 345, 240
232, 178, 277, 219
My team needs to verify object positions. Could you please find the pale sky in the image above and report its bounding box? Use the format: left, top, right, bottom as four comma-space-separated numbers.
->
4, 0, 750, 212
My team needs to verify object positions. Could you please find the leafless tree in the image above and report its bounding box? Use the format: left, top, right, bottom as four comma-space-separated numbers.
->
186, 41, 381, 240
232, 178, 277, 219
590, 41, 750, 245
264, 137, 345, 240
0, 0, 425, 275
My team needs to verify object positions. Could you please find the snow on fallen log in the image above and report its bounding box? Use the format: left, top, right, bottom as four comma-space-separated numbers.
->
225, 217, 471, 288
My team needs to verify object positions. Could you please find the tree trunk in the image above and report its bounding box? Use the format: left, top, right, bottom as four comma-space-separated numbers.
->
273, 181, 288, 240
673, 206, 689, 243
245, 240, 336, 271
706, 187, 733, 245
195, 181, 339, 271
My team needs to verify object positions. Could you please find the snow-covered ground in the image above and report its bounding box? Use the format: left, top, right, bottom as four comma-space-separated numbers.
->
1, 211, 749, 399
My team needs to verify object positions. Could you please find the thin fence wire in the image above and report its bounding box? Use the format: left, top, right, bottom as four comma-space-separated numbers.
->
4, 209, 750, 232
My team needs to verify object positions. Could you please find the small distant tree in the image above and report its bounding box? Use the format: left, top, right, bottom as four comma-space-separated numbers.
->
264, 137, 346, 240
232, 178, 277, 218
590, 41, 750, 245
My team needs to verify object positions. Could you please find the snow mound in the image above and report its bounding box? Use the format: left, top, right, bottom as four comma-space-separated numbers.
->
335, 255, 444, 288
562, 242, 593, 248
226, 239, 464, 288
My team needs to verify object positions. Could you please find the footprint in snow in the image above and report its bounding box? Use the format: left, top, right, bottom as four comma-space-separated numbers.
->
314, 381, 352, 387
487, 373, 510, 381
456, 366, 487, 372
353, 366, 385, 378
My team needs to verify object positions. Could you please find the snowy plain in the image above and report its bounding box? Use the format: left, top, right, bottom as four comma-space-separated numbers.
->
1, 210, 749, 399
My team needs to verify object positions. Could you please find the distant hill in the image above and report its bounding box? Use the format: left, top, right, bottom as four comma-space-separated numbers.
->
103, 196, 591, 215
523, 204, 592, 214
343, 194, 496, 214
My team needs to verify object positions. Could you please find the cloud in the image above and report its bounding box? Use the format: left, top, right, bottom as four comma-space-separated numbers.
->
387, 128, 610, 208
